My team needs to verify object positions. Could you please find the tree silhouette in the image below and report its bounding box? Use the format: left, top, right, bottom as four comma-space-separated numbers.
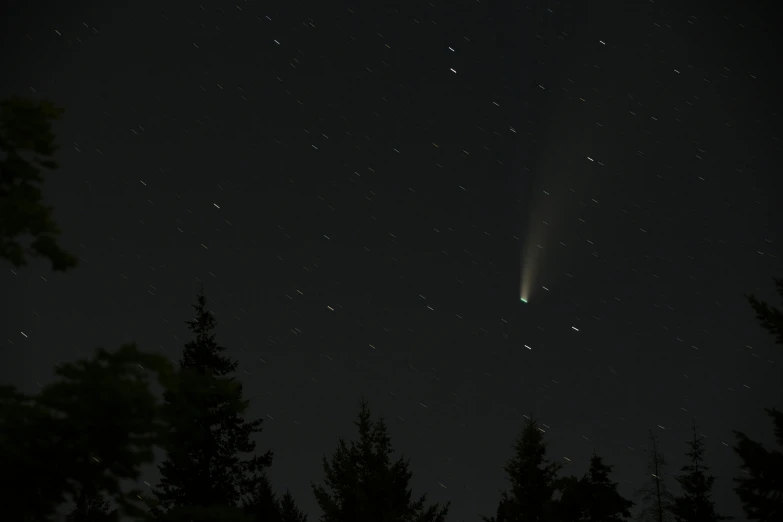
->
0, 344, 176, 521
732, 409, 783, 521
243, 471, 283, 521
634, 431, 675, 522
556, 452, 634, 522
278, 491, 308, 522
483, 415, 563, 522
670, 420, 731, 522
312, 398, 449, 522
242, 472, 308, 522
66, 485, 117, 521
0, 95, 78, 271
731, 277, 783, 521
151, 288, 273, 517
746, 277, 783, 346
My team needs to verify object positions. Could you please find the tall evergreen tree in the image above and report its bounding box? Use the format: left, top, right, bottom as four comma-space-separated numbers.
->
483, 415, 563, 522
278, 491, 308, 522
242, 472, 308, 522
66, 486, 116, 522
670, 420, 731, 522
585, 453, 634, 522
731, 278, 783, 521
152, 288, 273, 517
243, 471, 283, 522
746, 277, 783, 346
552, 452, 633, 522
312, 398, 449, 522
732, 408, 783, 521
634, 431, 675, 522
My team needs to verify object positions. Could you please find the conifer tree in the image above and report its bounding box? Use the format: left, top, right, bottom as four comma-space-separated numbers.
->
746, 277, 783, 346
730, 278, 783, 521
242, 473, 308, 522
584, 453, 634, 521
483, 415, 563, 522
312, 398, 449, 522
670, 420, 731, 522
554, 474, 588, 522
243, 471, 283, 522
634, 431, 675, 522
279, 491, 308, 522
551, 452, 633, 522
152, 288, 273, 517
732, 408, 783, 521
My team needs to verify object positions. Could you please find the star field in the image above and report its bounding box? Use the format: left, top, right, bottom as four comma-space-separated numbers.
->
1, 0, 781, 520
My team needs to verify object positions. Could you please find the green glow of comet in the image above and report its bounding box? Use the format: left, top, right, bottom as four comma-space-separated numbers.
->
520, 298, 528, 303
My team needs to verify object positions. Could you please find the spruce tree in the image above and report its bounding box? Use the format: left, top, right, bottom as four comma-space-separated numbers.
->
279, 491, 308, 522
312, 398, 449, 522
243, 471, 283, 522
746, 277, 783, 346
552, 452, 633, 522
554, 474, 588, 522
152, 288, 273, 516
634, 431, 675, 522
584, 453, 635, 521
483, 415, 563, 522
731, 278, 783, 521
732, 408, 783, 521
670, 420, 731, 522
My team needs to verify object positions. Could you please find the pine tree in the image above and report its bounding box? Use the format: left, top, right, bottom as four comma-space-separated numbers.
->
152, 288, 273, 516
634, 431, 675, 522
279, 491, 308, 522
243, 471, 283, 522
732, 408, 783, 521
585, 453, 635, 521
66, 486, 117, 522
746, 277, 783, 346
554, 474, 588, 522
670, 420, 731, 522
483, 415, 563, 522
551, 452, 633, 522
312, 398, 449, 522
731, 278, 783, 521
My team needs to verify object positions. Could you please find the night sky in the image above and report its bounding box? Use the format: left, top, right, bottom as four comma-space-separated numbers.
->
1, 0, 782, 520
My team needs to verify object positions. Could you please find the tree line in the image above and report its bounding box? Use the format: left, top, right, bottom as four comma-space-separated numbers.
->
1, 96, 781, 522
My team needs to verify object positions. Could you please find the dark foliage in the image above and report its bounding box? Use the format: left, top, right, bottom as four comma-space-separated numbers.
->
0, 344, 176, 521
312, 398, 449, 522
151, 288, 273, 517
731, 278, 783, 521
66, 486, 117, 522
483, 415, 563, 522
0, 96, 78, 271
732, 408, 783, 521
555, 452, 634, 522
670, 420, 731, 522
745, 278, 783, 346
278, 491, 308, 522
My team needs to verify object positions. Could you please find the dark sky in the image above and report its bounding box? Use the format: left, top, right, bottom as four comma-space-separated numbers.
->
2, 0, 782, 520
